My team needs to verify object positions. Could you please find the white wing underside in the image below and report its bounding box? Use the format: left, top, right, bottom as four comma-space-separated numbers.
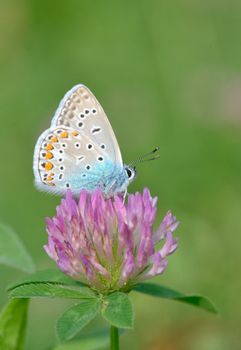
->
33, 84, 123, 194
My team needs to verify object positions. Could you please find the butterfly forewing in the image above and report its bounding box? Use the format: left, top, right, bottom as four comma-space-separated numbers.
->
51, 84, 122, 165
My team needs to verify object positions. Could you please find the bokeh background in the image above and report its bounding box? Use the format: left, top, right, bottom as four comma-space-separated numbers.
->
0, 1, 241, 349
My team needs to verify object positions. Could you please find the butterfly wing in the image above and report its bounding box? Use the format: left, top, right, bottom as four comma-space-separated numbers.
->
33, 84, 124, 195
51, 84, 123, 165
33, 126, 123, 195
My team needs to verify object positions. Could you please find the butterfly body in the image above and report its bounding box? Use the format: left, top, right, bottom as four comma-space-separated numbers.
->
66, 161, 131, 196
33, 84, 136, 196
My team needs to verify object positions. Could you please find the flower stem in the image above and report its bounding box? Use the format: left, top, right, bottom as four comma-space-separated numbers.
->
110, 325, 119, 350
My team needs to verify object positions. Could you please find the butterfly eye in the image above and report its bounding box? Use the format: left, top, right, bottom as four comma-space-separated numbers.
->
125, 167, 135, 179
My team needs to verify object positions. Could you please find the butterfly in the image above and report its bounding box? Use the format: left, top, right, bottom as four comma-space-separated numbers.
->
33, 84, 137, 197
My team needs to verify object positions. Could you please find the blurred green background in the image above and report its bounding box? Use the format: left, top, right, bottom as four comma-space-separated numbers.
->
0, 0, 241, 349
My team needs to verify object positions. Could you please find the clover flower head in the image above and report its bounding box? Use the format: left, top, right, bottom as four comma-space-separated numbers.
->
45, 188, 179, 292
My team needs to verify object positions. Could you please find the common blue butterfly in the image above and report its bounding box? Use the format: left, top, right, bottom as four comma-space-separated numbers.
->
33, 84, 136, 197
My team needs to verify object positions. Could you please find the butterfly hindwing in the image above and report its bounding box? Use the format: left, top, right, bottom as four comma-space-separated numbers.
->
33, 126, 118, 195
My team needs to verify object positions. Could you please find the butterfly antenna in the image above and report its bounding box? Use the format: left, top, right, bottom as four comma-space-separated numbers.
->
130, 147, 160, 166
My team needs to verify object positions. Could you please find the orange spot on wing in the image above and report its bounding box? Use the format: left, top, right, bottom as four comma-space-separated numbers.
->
72, 131, 79, 137
50, 136, 58, 143
47, 175, 54, 181
60, 131, 68, 138
45, 162, 53, 171
46, 144, 54, 150
46, 152, 53, 159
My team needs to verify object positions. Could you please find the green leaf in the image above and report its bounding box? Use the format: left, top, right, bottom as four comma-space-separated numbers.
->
0, 298, 29, 350
53, 328, 109, 350
8, 269, 84, 291
0, 221, 35, 273
56, 299, 101, 343
9, 282, 95, 300
134, 283, 218, 314
102, 292, 134, 329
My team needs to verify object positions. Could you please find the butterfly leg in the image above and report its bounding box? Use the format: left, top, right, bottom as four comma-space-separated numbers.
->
103, 179, 118, 198
122, 190, 127, 203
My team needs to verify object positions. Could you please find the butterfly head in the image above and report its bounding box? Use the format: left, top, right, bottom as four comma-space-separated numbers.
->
124, 165, 137, 183
109, 164, 136, 196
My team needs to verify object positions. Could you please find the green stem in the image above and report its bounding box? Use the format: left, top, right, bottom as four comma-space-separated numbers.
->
110, 325, 119, 350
